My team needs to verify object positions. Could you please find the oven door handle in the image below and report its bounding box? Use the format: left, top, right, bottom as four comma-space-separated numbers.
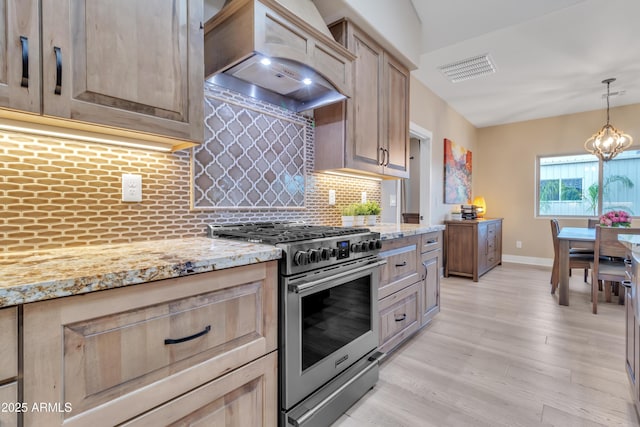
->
289, 260, 387, 295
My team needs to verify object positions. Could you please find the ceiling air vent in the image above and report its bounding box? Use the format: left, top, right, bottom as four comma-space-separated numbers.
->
438, 54, 496, 83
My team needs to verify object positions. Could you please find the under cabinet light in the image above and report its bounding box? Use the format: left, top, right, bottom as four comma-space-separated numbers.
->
322, 171, 383, 182
0, 117, 172, 152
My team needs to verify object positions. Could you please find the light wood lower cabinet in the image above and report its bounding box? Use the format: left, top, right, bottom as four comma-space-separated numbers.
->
0, 306, 18, 381
378, 231, 442, 354
120, 352, 277, 427
0, 382, 18, 427
23, 261, 277, 427
378, 282, 420, 353
0, 306, 19, 427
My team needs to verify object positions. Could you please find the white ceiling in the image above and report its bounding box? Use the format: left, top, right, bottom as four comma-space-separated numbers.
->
410, 0, 640, 127
207, 0, 640, 129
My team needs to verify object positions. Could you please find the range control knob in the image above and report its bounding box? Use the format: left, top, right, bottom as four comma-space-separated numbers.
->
368, 240, 377, 250
307, 249, 321, 263
375, 239, 382, 249
350, 243, 360, 253
320, 247, 332, 261
293, 250, 309, 265
360, 241, 368, 252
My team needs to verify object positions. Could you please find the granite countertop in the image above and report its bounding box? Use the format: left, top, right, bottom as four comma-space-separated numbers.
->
0, 237, 281, 308
619, 235, 640, 253
369, 223, 445, 240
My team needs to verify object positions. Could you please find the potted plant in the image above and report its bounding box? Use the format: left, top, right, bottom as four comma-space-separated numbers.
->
354, 202, 369, 225
341, 204, 357, 226
365, 201, 381, 225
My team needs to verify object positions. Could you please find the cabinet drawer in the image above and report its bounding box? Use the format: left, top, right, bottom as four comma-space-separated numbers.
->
24, 262, 277, 427
378, 282, 420, 353
0, 306, 18, 382
0, 382, 18, 427
420, 231, 442, 253
121, 352, 277, 427
379, 236, 419, 299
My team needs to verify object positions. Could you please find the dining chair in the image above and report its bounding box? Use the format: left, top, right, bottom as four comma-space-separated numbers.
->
550, 219, 593, 293
591, 225, 638, 314
587, 218, 600, 228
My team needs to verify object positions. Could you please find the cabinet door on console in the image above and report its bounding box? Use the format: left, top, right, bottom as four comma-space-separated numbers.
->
41, 0, 203, 141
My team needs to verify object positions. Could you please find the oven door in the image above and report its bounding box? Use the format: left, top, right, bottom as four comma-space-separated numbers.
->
281, 258, 386, 410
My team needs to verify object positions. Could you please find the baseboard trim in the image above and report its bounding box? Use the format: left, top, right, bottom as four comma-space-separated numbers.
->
502, 254, 553, 267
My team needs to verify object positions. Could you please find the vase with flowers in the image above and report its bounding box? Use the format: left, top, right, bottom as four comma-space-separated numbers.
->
599, 210, 631, 227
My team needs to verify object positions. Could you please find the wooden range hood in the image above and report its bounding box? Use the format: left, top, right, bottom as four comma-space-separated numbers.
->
204, 0, 355, 112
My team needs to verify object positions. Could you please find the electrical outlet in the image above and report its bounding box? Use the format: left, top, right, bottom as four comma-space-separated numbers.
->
361, 191, 367, 203
122, 174, 142, 202
329, 189, 336, 205
516, 240, 522, 249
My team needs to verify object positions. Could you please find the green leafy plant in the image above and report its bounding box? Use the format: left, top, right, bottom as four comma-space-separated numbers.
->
354, 203, 369, 216
585, 174, 634, 215
341, 204, 357, 216
365, 201, 381, 215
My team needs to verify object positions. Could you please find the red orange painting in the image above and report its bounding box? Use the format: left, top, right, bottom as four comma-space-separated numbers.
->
444, 138, 472, 204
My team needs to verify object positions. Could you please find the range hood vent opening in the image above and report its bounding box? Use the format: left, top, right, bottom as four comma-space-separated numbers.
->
207, 56, 347, 112
204, 0, 355, 112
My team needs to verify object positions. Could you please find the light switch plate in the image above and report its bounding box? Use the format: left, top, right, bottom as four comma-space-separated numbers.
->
389, 195, 397, 207
122, 174, 142, 202
361, 191, 367, 203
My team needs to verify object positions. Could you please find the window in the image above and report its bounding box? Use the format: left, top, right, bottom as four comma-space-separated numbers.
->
537, 150, 640, 217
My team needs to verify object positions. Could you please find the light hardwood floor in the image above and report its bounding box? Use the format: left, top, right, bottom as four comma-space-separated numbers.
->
333, 262, 640, 427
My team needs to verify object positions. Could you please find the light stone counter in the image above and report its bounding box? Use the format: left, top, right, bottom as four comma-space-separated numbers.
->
368, 223, 446, 240
619, 235, 640, 253
0, 237, 281, 307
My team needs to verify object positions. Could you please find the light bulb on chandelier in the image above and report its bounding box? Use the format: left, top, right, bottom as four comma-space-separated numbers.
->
584, 78, 632, 161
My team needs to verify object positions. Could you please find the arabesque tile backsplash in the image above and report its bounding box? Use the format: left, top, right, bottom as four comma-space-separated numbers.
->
0, 84, 380, 253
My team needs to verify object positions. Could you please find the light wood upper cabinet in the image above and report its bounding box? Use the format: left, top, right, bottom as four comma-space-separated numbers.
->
383, 52, 410, 177
349, 28, 383, 174
1, 0, 204, 148
0, 0, 40, 113
315, 19, 410, 178
41, 0, 203, 142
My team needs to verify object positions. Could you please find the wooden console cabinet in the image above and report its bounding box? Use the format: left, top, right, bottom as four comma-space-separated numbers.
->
444, 218, 503, 282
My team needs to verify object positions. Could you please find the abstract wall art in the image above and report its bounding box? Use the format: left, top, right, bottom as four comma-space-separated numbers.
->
444, 138, 472, 204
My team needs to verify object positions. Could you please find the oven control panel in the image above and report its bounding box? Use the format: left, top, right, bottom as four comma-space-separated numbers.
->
336, 240, 350, 259
292, 239, 381, 265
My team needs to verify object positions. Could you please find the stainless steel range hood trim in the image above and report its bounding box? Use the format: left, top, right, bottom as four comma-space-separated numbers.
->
204, 0, 355, 111
208, 72, 347, 112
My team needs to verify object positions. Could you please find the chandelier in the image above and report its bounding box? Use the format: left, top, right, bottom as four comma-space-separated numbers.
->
584, 78, 632, 161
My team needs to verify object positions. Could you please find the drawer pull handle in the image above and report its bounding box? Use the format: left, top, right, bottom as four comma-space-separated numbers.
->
621, 280, 632, 289
395, 314, 407, 322
164, 325, 211, 345
54, 46, 62, 95
395, 261, 407, 267
20, 36, 29, 87
425, 240, 437, 244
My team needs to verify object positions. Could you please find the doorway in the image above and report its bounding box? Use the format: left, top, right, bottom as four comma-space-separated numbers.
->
402, 123, 432, 224
380, 123, 432, 224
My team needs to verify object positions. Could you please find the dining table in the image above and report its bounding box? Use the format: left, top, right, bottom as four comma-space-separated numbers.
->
556, 227, 595, 305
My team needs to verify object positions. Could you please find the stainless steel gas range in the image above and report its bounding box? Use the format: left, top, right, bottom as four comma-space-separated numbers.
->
207, 223, 386, 427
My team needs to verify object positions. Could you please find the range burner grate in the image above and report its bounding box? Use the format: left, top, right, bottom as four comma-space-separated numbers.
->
208, 222, 371, 244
